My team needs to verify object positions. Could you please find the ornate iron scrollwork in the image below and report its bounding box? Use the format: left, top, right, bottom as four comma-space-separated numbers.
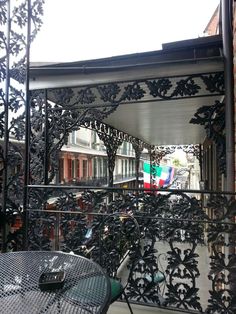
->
165, 241, 202, 311
132, 139, 144, 188
146, 78, 172, 98
122, 82, 146, 101
77, 87, 96, 104
180, 144, 200, 160
201, 72, 225, 94
149, 145, 176, 167
145, 73, 224, 101
44, 72, 224, 113
26, 186, 236, 313
149, 144, 200, 166
29, 86, 127, 186
83, 120, 148, 148
149, 145, 176, 187
0, 0, 44, 251
190, 101, 225, 174
206, 195, 236, 314
148, 145, 201, 187
97, 131, 123, 187
172, 77, 201, 97
98, 83, 121, 102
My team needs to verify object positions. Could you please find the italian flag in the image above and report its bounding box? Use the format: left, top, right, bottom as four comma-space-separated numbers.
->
143, 162, 175, 189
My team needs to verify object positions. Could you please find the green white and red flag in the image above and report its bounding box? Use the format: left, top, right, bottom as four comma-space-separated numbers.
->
143, 162, 175, 189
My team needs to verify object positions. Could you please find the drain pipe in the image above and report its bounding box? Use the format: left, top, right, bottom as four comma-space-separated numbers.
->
222, 0, 234, 192
221, 1, 236, 296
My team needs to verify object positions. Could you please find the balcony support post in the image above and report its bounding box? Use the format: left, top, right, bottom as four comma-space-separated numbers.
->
221, 0, 236, 298
97, 132, 122, 187
1, 0, 11, 252
132, 140, 143, 189
222, 0, 234, 191
148, 146, 154, 187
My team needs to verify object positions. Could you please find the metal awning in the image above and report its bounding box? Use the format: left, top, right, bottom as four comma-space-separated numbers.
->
29, 35, 224, 146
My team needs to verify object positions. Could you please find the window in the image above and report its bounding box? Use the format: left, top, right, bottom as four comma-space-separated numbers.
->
59, 158, 64, 183
103, 158, 107, 177
99, 158, 103, 177
93, 158, 97, 178
72, 160, 75, 178
77, 160, 80, 178
68, 159, 72, 180
83, 160, 88, 178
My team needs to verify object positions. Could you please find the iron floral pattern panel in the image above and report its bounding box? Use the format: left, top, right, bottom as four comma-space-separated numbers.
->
29, 88, 129, 186
27, 187, 88, 252
97, 131, 123, 187
45, 72, 225, 111
165, 240, 202, 311
125, 191, 206, 309
27, 210, 56, 251
26, 187, 235, 312
190, 100, 225, 174
146, 73, 224, 100
0, 0, 44, 251
206, 195, 236, 314
82, 120, 148, 148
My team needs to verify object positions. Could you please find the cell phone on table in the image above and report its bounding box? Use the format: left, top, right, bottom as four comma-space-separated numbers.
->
39, 271, 65, 291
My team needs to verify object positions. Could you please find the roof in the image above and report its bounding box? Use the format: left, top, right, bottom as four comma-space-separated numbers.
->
30, 35, 222, 78
29, 35, 224, 147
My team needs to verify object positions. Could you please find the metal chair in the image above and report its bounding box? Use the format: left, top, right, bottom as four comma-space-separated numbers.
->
143, 252, 167, 306
98, 212, 141, 314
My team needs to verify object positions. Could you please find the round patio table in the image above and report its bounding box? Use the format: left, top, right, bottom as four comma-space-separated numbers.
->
0, 251, 111, 314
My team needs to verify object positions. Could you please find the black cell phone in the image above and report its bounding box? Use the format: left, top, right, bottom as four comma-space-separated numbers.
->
39, 271, 65, 291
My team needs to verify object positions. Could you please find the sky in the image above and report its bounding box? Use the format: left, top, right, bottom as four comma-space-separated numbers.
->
30, 0, 220, 63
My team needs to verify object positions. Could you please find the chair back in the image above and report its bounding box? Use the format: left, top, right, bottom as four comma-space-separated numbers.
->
98, 212, 141, 285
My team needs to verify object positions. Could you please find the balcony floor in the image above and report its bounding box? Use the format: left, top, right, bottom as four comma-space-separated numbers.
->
108, 301, 188, 314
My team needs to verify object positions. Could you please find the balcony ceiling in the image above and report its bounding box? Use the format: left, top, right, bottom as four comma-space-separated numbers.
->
30, 35, 224, 146
103, 96, 222, 146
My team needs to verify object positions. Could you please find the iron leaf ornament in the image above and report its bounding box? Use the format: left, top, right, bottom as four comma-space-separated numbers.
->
0, 0, 44, 251
190, 101, 225, 174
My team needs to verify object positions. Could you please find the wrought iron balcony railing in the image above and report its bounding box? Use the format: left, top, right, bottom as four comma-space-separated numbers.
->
67, 176, 108, 187
20, 186, 236, 314
66, 173, 139, 187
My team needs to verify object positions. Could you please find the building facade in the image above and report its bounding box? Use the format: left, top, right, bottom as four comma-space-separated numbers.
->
58, 127, 138, 188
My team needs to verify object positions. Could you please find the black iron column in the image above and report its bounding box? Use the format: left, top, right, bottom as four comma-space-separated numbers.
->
199, 144, 203, 181
222, 0, 234, 191
221, 0, 236, 299
182, 144, 202, 179
148, 145, 158, 188
1, 0, 11, 252
23, 0, 32, 250
43, 89, 49, 185
97, 132, 122, 187
0, 0, 44, 252
132, 140, 143, 189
